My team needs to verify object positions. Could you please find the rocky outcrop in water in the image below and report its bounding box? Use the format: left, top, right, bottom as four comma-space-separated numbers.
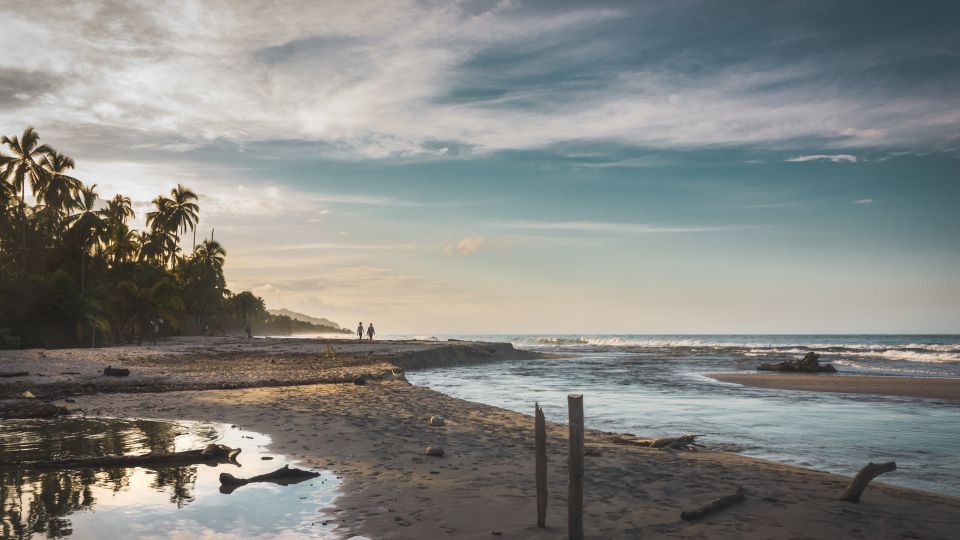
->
757, 352, 836, 373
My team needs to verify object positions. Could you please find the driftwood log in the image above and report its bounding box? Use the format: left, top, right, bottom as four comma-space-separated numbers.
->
840, 461, 896, 503
27, 444, 240, 470
611, 434, 703, 450
103, 366, 130, 377
0, 399, 68, 419
0, 371, 29, 378
681, 487, 745, 521
219, 464, 320, 494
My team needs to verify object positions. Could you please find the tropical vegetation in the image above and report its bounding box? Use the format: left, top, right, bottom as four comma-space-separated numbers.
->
0, 127, 342, 349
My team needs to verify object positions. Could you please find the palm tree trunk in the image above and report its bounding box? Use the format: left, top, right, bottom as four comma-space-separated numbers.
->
20, 181, 26, 273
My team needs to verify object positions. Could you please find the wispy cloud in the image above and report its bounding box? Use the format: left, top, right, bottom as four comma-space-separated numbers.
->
2, 2, 958, 160
786, 154, 858, 163
853, 198, 874, 204
499, 220, 745, 234
441, 236, 509, 256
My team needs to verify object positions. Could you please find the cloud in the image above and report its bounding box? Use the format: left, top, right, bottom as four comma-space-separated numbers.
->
1, 2, 958, 160
442, 237, 484, 256
500, 220, 744, 234
785, 154, 858, 163
853, 198, 874, 204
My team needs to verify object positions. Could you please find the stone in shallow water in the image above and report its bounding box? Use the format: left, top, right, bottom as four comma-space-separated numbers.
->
428, 415, 445, 426
425, 445, 444, 457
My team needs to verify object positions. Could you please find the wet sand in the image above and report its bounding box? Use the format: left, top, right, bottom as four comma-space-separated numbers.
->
5, 339, 959, 538
710, 373, 960, 401
62, 384, 959, 539
0, 336, 534, 399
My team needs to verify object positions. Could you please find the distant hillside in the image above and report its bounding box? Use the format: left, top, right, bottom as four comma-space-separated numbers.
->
268, 309, 344, 331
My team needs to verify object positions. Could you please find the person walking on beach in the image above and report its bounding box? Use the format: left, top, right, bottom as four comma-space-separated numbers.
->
357, 322, 364, 343
367, 323, 375, 341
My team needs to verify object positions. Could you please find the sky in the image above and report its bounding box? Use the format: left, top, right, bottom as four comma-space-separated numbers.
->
2, 0, 958, 334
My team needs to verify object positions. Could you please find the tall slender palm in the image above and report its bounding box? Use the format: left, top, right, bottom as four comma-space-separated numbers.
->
39, 150, 82, 216
168, 185, 199, 233
168, 184, 200, 251
1, 127, 53, 269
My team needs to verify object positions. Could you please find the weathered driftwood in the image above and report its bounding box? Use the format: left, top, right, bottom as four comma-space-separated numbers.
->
611, 433, 703, 450
0, 399, 68, 419
218, 465, 320, 493
681, 487, 745, 521
840, 461, 896, 503
0, 371, 29, 378
103, 366, 130, 377
27, 444, 240, 470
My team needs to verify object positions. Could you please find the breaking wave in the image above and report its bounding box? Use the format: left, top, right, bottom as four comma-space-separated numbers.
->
510, 335, 960, 364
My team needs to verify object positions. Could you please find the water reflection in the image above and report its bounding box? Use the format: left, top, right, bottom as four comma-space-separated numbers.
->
0, 418, 341, 539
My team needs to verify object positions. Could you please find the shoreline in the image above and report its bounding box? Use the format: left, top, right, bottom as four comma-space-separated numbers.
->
709, 372, 960, 401
4, 338, 960, 538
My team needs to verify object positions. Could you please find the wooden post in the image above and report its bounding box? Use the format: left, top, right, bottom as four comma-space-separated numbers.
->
568, 394, 584, 540
535, 402, 548, 528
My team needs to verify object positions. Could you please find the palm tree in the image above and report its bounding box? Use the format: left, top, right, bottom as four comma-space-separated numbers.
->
101, 194, 135, 227
168, 184, 200, 239
64, 184, 105, 292
0, 151, 16, 256
38, 150, 81, 216
1, 127, 53, 270
65, 184, 105, 247
145, 194, 172, 230
103, 223, 140, 268
117, 277, 182, 344
194, 239, 226, 275
138, 228, 179, 266
231, 291, 265, 335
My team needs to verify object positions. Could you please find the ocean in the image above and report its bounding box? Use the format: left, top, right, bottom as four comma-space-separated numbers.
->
398, 334, 960, 496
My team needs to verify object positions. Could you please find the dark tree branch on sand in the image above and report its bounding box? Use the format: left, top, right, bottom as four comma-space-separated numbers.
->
841, 461, 897, 503
26, 444, 240, 470
681, 487, 745, 521
219, 464, 320, 494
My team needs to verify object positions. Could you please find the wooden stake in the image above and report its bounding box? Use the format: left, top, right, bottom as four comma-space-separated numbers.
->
568, 394, 584, 540
840, 461, 897, 503
535, 402, 548, 528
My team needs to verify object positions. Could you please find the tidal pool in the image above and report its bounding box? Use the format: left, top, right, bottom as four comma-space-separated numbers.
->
0, 417, 341, 539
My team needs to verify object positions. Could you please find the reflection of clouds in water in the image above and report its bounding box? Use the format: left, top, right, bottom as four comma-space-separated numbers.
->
142, 528, 319, 540
1, 419, 340, 540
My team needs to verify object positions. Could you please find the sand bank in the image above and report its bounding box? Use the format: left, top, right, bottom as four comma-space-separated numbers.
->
710, 373, 960, 401
59, 380, 958, 539
6, 338, 959, 538
0, 336, 536, 399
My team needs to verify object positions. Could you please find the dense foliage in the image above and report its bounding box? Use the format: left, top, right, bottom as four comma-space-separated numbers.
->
0, 127, 341, 349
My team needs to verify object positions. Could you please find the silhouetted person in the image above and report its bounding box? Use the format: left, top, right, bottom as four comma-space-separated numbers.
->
357, 322, 364, 342
367, 323, 375, 341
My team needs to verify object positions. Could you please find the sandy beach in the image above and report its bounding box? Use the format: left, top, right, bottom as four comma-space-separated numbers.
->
3, 338, 959, 539
710, 373, 960, 401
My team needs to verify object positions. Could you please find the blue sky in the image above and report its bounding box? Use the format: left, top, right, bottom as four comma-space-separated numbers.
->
2, 0, 958, 332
